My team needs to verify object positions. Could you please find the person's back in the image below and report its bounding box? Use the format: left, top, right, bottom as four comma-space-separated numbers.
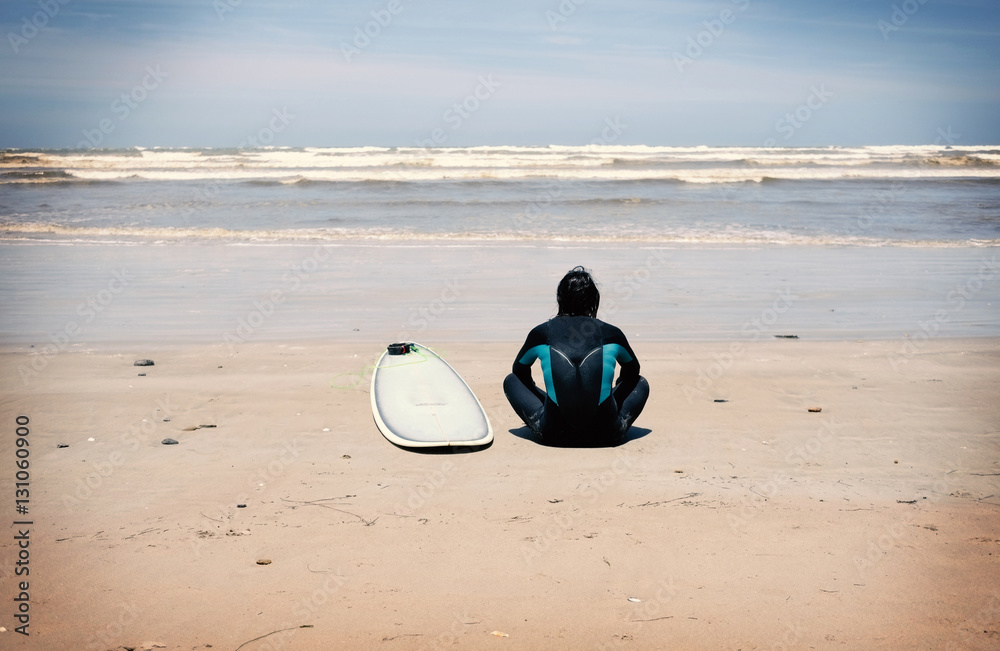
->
504, 266, 649, 446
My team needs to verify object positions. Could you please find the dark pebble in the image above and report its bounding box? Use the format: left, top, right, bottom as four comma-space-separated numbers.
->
161, 438, 179, 445
237, 504, 247, 508
138, 373, 146, 376
774, 335, 799, 339
134, 359, 155, 366
714, 399, 728, 403
57, 444, 69, 448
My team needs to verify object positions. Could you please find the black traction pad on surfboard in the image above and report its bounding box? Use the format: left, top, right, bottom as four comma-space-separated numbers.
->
387, 342, 413, 355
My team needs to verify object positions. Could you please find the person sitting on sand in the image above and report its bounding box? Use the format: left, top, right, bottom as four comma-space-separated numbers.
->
503, 266, 649, 446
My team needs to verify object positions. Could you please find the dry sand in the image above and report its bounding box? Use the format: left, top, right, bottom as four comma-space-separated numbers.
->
1, 337, 999, 649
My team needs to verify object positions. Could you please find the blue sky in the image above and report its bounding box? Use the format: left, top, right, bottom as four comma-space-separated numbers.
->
1, 0, 997, 148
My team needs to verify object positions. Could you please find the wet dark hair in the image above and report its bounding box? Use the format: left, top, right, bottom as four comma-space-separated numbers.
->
556, 266, 600, 318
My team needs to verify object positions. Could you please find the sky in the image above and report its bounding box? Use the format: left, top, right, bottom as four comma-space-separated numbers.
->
0, 0, 998, 148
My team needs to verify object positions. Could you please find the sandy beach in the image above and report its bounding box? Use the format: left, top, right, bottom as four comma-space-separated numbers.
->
3, 0, 999, 646
1, 335, 998, 649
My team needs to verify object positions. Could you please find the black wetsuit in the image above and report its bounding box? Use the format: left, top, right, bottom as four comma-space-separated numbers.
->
503, 316, 649, 446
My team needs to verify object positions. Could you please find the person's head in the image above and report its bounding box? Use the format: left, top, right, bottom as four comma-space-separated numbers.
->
556, 266, 600, 318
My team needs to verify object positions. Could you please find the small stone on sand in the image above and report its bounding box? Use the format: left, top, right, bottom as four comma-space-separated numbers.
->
134, 359, 154, 366
162, 438, 179, 445
257, 559, 272, 565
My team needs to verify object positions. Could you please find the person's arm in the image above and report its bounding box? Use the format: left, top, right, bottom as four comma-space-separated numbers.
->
611, 327, 640, 391
511, 324, 546, 389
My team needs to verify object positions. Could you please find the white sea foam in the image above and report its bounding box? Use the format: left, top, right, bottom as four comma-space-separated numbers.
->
2, 221, 996, 248
3, 145, 999, 184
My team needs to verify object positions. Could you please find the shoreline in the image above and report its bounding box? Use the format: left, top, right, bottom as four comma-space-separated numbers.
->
1, 242, 998, 347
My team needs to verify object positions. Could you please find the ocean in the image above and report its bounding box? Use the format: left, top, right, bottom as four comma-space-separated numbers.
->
2, 145, 999, 245
1, 145, 998, 347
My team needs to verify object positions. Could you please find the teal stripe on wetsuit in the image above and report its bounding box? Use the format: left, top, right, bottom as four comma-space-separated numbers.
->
522, 343, 635, 406
600, 344, 634, 403
518, 345, 558, 405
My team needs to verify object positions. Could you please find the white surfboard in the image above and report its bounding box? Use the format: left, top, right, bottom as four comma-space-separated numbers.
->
370, 342, 493, 448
